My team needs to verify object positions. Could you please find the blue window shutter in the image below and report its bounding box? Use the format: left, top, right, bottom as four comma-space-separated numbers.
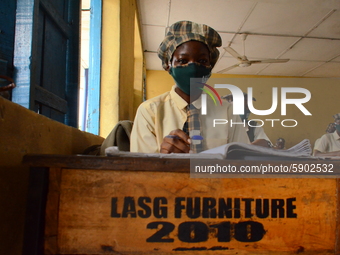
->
86, 0, 102, 135
12, 0, 80, 127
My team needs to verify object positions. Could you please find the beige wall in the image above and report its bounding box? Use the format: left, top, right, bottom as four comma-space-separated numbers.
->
134, 14, 144, 118
146, 70, 337, 149
0, 97, 104, 255
100, 0, 120, 138
100, 0, 143, 138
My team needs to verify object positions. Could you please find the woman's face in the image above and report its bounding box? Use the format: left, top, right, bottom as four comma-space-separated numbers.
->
170, 41, 211, 69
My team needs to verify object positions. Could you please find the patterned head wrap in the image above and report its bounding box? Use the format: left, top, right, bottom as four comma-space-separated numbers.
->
158, 20, 222, 70
333, 113, 340, 120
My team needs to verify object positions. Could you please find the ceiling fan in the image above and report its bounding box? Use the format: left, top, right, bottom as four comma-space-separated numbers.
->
217, 34, 290, 73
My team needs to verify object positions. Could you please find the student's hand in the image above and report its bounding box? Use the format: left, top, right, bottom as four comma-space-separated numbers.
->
160, 129, 191, 154
251, 139, 272, 148
314, 150, 340, 157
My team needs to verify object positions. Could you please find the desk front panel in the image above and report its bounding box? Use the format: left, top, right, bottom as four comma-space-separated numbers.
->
44, 167, 338, 254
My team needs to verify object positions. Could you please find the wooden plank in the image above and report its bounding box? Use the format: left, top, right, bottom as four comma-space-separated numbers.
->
39, 0, 72, 37
35, 85, 68, 113
13, 0, 79, 127
0, 59, 8, 76
44, 167, 62, 254
0, 0, 16, 76
336, 178, 340, 253
22, 155, 340, 254
63, 0, 81, 128
23, 154, 192, 172
52, 168, 337, 254
22, 166, 49, 255
41, 16, 67, 96
23, 154, 340, 175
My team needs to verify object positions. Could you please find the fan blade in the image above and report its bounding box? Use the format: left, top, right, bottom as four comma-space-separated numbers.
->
250, 59, 290, 64
216, 64, 239, 73
224, 47, 243, 61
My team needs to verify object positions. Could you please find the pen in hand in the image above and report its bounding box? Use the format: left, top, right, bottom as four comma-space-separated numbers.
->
165, 135, 203, 140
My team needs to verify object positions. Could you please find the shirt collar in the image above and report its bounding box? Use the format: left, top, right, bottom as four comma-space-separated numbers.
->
332, 131, 340, 140
170, 85, 187, 110
170, 85, 202, 110
192, 96, 202, 109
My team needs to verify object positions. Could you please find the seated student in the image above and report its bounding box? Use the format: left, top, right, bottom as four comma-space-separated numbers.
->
314, 113, 340, 157
273, 138, 285, 150
222, 93, 273, 148
313, 122, 336, 154
325, 122, 336, 134
130, 21, 250, 153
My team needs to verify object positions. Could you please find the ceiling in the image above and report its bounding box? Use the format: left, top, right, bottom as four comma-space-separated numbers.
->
137, 0, 340, 77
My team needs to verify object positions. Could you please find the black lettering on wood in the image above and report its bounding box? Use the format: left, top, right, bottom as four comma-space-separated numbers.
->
242, 198, 254, 218
286, 198, 297, 218
146, 222, 175, 242
256, 199, 269, 218
122, 196, 137, 218
203, 197, 217, 218
234, 198, 241, 218
175, 197, 185, 218
271, 199, 285, 218
218, 198, 232, 218
110, 197, 121, 218
137, 197, 151, 218
186, 197, 201, 219
210, 221, 231, 242
178, 221, 209, 243
234, 221, 266, 242
154, 197, 168, 218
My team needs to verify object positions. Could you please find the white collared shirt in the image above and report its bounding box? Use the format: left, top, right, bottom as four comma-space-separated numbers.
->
314, 131, 340, 153
130, 85, 250, 153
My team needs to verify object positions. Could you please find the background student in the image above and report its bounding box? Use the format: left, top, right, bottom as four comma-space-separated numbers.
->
222, 93, 273, 148
314, 113, 340, 157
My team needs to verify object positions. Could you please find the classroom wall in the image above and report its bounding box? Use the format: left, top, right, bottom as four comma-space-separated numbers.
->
0, 97, 104, 255
100, 0, 120, 138
146, 70, 338, 149
100, 0, 143, 138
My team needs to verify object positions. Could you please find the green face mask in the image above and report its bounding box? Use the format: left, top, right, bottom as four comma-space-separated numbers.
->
336, 124, 340, 133
169, 63, 212, 95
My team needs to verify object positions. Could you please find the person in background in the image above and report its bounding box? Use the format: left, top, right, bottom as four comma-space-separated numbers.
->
130, 20, 250, 153
314, 113, 340, 157
222, 93, 273, 148
273, 138, 285, 150
325, 122, 336, 134
313, 122, 336, 153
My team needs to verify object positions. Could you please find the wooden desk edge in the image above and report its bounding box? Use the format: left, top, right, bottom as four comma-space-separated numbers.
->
22, 154, 340, 172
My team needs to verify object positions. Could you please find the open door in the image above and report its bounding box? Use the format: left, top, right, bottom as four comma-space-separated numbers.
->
13, 0, 80, 127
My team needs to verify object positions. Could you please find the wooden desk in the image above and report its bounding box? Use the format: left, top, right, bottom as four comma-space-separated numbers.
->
23, 154, 340, 255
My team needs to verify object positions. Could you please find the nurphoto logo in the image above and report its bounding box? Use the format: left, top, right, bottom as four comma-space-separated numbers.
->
198, 83, 312, 128
201, 84, 311, 116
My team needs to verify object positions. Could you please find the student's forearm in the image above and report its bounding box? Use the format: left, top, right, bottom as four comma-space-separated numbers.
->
314, 150, 340, 157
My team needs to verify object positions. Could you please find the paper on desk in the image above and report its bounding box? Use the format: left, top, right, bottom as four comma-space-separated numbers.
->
200, 139, 313, 159
105, 146, 224, 159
